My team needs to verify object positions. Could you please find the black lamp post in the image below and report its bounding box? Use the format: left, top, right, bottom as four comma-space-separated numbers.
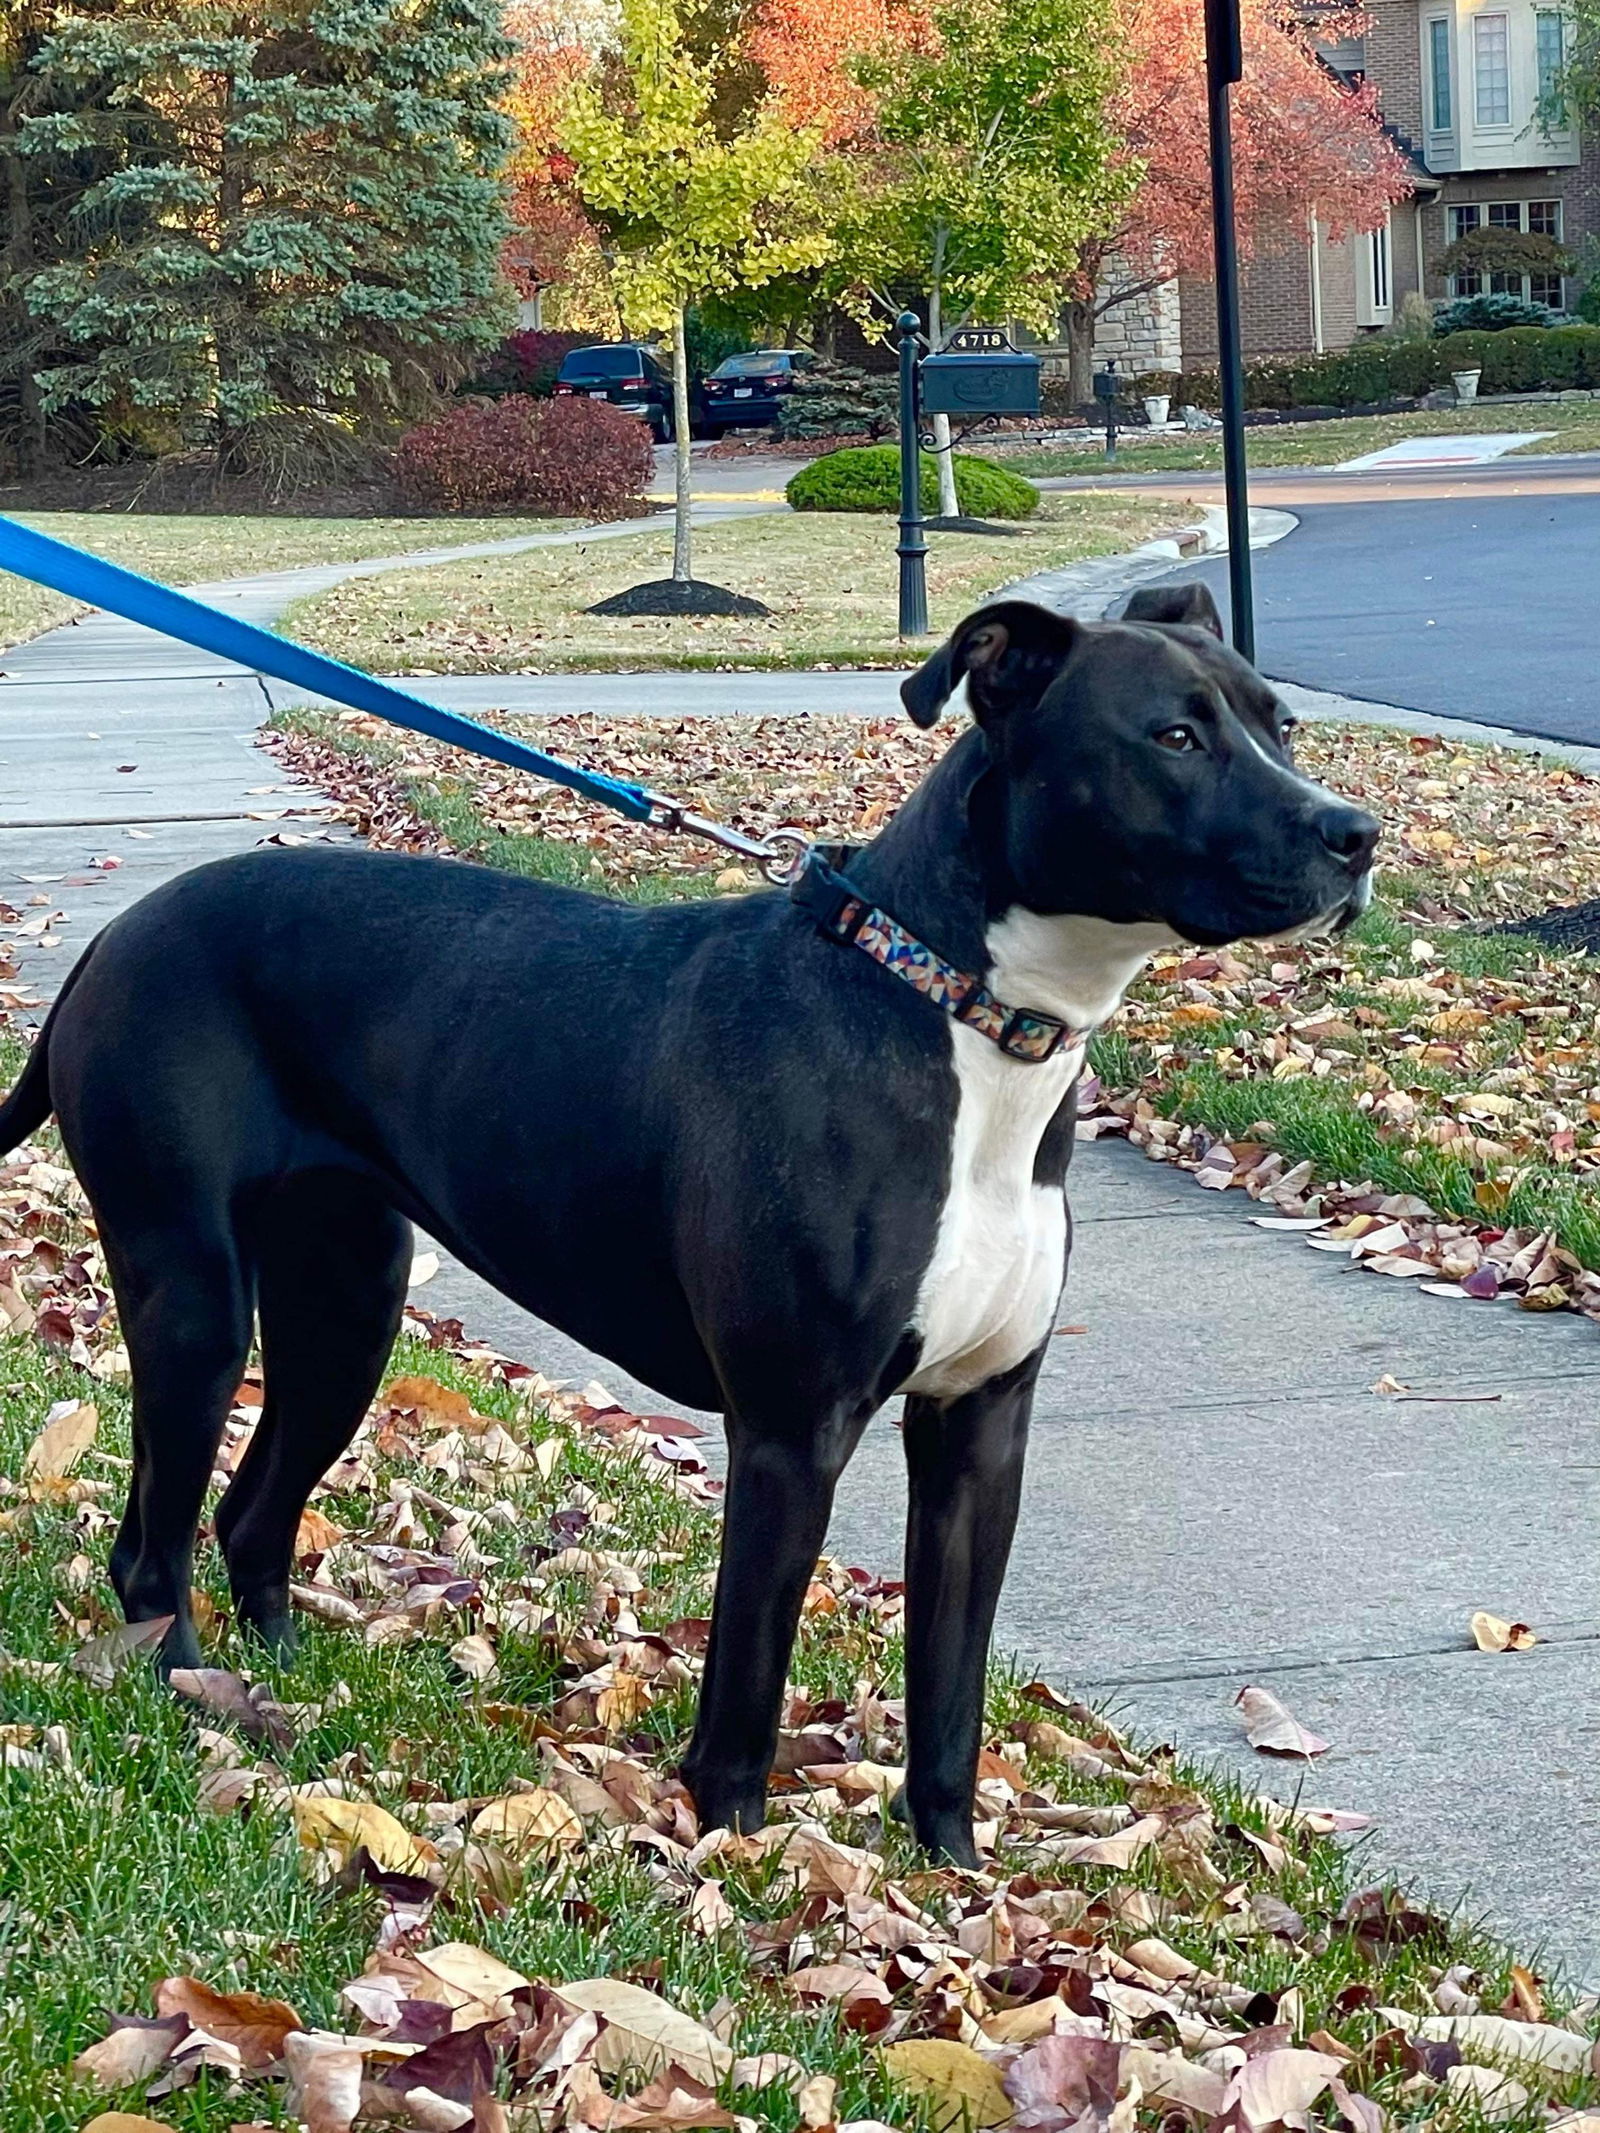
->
896, 311, 929, 637
1093, 358, 1119, 461
1205, 0, 1254, 662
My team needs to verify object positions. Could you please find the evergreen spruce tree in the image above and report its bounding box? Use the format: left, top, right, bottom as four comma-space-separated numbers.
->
1, 0, 141, 475
18, 0, 517, 483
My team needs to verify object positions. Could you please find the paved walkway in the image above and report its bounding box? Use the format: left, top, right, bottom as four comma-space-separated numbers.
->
0, 502, 768, 998
5, 526, 1600, 1980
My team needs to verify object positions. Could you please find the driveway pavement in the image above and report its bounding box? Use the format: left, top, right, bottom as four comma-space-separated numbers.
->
6, 521, 1600, 1980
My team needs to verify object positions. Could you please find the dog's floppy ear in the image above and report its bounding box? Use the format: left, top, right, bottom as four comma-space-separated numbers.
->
900, 601, 1080, 729
1120, 582, 1224, 637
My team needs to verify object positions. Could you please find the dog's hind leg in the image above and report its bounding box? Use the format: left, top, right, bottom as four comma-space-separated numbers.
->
216, 1172, 411, 1656
680, 1406, 871, 1836
105, 1234, 254, 1673
899, 1350, 1042, 1866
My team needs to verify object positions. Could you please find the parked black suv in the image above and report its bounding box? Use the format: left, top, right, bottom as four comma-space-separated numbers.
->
552, 343, 675, 441
699, 348, 814, 432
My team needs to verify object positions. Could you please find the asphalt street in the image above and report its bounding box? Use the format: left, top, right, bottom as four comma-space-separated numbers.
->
1104, 457, 1600, 745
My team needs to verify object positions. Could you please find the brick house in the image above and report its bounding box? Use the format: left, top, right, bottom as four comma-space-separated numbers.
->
1083, 0, 1587, 375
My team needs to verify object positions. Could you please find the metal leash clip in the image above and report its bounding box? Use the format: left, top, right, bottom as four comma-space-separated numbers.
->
644, 796, 811, 885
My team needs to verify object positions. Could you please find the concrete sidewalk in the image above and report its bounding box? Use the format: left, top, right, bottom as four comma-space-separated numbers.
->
0, 503, 767, 1002
6, 529, 1600, 1981
421, 1142, 1600, 1984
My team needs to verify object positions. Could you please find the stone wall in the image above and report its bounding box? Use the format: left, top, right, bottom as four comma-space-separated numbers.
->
1090, 273, 1183, 370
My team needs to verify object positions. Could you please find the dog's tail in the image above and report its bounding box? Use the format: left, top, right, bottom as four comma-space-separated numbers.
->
0, 945, 92, 1157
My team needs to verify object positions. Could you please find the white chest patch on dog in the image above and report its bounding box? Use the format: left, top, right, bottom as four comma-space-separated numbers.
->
900, 913, 1168, 1402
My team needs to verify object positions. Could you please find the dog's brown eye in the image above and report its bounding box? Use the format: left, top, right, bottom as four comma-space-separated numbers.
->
1155, 726, 1198, 752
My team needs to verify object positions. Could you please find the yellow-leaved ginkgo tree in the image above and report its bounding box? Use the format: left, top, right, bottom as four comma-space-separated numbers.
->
558, 0, 832, 611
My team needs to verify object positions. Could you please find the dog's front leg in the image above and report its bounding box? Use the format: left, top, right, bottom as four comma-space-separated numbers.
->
681, 1408, 869, 1836
901, 1351, 1042, 1865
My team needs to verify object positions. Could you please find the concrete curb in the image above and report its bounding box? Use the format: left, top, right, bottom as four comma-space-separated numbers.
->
1276, 676, 1600, 778
995, 503, 1298, 618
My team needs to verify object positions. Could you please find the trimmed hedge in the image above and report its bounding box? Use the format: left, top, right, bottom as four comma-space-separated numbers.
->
786, 444, 1038, 518
1133, 322, 1600, 413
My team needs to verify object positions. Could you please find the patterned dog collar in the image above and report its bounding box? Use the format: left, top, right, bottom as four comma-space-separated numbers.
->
789, 846, 1089, 1064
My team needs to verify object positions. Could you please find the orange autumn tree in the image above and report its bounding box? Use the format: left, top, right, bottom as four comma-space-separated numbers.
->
746, 0, 928, 146
502, 0, 617, 330
1063, 0, 1410, 397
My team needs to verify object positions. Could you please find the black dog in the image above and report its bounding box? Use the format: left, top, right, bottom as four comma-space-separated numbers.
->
0, 584, 1375, 1864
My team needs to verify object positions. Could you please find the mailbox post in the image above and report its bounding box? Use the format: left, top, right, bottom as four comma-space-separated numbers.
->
894, 321, 1043, 638
896, 312, 929, 638
1093, 360, 1119, 462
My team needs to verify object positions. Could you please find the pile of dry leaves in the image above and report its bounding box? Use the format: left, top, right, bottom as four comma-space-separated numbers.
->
265, 713, 1600, 918
266, 710, 1600, 1297
31, 1334, 1600, 2133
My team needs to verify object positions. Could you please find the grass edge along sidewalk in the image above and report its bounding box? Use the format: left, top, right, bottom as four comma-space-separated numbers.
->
1, 1053, 1599, 2132
998, 400, 1600, 480
0, 508, 581, 655
267, 704, 1600, 1331
275, 496, 1189, 677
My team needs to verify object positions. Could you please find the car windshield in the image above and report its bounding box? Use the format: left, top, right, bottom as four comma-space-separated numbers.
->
712, 353, 792, 377
559, 348, 647, 379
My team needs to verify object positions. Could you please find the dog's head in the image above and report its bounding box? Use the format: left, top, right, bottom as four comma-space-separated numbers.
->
900, 584, 1377, 949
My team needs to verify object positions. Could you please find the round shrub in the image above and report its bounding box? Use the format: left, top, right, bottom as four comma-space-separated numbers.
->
786, 444, 1037, 519
395, 395, 656, 517
1432, 292, 1558, 335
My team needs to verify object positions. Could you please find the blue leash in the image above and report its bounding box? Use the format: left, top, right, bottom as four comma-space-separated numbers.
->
0, 514, 804, 874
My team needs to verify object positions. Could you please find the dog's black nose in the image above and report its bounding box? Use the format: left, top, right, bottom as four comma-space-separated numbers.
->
1315, 805, 1380, 867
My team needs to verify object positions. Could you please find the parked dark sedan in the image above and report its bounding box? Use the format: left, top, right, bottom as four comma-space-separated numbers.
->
699, 348, 813, 432
552, 343, 676, 441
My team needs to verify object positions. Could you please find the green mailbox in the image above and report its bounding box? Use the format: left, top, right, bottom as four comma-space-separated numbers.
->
918, 329, 1041, 417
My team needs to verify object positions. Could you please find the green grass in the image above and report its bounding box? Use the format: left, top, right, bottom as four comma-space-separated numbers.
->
0, 1318, 1585, 2132
0, 509, 579, 653
1091, 876, 1600, 1270
1002, 399, 1600, 479
279, 492, 1186, 674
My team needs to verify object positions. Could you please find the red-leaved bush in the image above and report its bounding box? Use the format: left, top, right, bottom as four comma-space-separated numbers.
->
468, 328, 593, 398
499, 328, 593, 394
394, 395, 656, 517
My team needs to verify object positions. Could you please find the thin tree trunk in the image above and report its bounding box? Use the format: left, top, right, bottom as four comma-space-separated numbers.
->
1066, 297, 1096, 408
2, 92, 45, 478
671, 302, 693, 583
927, 279, 959, 519
213, 70, 246, 482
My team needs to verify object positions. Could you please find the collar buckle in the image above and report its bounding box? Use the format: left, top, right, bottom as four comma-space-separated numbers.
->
998, 1008, 1073, 1062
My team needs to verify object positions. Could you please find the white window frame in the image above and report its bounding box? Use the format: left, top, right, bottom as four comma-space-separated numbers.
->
1428, 15, 1453, 132
1447, 197, 1565, 307
1536, 9, 1566, 103
1356, 215, 1393, 326
1473, 11, 1512, 128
